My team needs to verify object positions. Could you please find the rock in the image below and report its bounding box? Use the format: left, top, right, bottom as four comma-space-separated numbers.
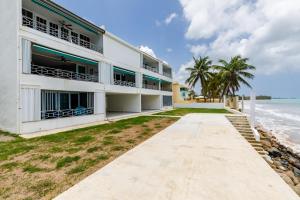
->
278, 166, 287, 171
288, 157, 296, 165
294, 167, 300, 177
286, 171, 300, 185
279, 173, 295, 186
263, 155, 273, 165
294, 162, 300, 169
268, 147, 282, 158
274, 160, 282, 167
261, 140, 272, 148
294, 183, 300, 196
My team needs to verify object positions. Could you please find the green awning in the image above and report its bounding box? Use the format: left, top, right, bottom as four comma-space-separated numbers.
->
161, 79, 172, 84
113, 66, 135, 75
32, 44, 98, 65
143, 75, 160, 82
32, 0, 100, 34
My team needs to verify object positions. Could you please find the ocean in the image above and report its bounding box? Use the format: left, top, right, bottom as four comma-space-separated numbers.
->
243, 99, 300, 153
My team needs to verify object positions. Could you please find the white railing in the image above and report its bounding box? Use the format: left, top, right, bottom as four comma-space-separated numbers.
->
114, 80, 136, 87
22, 16, 103, 53
143, 84, 159, 90
41, 107, 94, 120
143, 64, 159, 73
163, 71, 172, 78
161, 87, 172, 92
31, 65, 98, 82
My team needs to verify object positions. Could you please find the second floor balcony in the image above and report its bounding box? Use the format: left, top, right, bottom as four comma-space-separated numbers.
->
113, 67, 136, 88
30, 44, 99, 83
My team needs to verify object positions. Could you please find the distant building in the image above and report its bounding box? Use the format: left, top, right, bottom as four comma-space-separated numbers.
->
0, 0, 173, 134
172, 82, 190, 103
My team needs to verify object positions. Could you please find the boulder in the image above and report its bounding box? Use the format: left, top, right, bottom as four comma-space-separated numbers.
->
268, 147, 282, 158
261, 140, 272, 148
294, 167, 300, 177
263, 155, 273, 165
288, 157, 297, 165
279, 173, 295, 186
286, 171, 300, 185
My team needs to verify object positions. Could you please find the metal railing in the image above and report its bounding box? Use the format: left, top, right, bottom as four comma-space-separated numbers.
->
143, 64, 159, 73
31, 65, 98, 82
161, 87, 172, 92
41, 107, 94, 120
22, 16, 103, 53
163, 71, 172, 78
114, 80, 136, 87
143, 84, 159, 90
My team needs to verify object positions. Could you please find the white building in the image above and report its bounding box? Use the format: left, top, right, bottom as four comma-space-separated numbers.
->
0, 0, 173, 134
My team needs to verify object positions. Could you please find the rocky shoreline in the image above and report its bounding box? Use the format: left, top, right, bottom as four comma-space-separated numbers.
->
256, 126, 300, 195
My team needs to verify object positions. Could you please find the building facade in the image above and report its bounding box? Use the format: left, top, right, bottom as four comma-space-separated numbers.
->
0, 0, 173, 134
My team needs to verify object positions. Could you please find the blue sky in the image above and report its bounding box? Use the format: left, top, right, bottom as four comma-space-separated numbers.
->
54, 0, 300, 98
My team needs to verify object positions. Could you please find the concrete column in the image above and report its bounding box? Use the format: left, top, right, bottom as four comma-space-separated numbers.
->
159, 62, 163, 74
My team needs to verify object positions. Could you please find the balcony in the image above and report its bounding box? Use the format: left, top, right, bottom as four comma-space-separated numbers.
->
113, 66, 136, 88
114, 80, 136, 87
22, 15, 103, 53
163, 71, 172, 78
31, 65, 98, 82
143, 64, 159, 74
30, 44, 99, 83
143, 83, 159, 90
41, 91, 94, 120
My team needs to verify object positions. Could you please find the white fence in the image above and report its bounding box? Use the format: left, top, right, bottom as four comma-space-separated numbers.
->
174, 103, 225, 109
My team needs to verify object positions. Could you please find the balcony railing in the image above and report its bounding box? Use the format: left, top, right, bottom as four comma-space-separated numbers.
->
31, 65, 98, 82
114, 80, 136, 87
143, 64, 159, 73
42, 107, 94, 120
163, 71, 172, 78
143, 84, 159, 90
161, 88, 172, 92
22, 16, 103, 53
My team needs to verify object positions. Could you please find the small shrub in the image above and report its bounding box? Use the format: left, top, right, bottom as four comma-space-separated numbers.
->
29, 179, 55, 197
67, 165, 86, 174
56, 156, 80, 168
23, 165, 43, 173
111, 145, 124, 151
126, 139, 135, 144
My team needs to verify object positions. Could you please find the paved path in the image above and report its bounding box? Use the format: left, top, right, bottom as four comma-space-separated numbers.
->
55, 114, 299, 200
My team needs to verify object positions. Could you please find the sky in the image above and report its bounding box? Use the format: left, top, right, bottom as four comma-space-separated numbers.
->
53, 0, 300, 98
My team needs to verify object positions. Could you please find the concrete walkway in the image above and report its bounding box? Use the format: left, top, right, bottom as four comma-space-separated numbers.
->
55, 114, 299, 200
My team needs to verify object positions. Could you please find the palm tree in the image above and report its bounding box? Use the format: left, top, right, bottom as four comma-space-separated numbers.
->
214, 55, 255, 97
185, 56, 213, 100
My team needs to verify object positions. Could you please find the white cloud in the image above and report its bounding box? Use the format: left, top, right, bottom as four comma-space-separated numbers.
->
164, 13, 178, 25
139, 45, 157, 58
179, 0, 300, 75
166, 48, 173, 52
174, 60, 194, 84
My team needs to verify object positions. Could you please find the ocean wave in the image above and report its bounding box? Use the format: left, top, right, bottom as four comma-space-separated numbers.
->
255, 107, 300, 123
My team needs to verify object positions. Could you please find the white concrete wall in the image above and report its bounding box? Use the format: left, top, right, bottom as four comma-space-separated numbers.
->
174, 103, 225, 109
141, 95, 161, 110
106, 94, 141, 113
103, 33, 140, 69
21, 114, 105, 134
0, 0, 21, 133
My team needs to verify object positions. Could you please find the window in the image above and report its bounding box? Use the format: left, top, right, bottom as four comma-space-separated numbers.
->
22, 9, 33, 28
114, 73, 121, 81
80, 34, 90, 48
49, 22, 59, 37
61, 27, 69, 41
36, 16, 47, 33
78, 66, 86, 74
60, 93, 69, 110
71, 32, 79, 44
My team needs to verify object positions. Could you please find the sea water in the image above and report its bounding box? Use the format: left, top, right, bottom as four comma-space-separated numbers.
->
243, 99, 300, 153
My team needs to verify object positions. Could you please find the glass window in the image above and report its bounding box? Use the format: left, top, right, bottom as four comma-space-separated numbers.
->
22, 9, 33, 28
70, 93, 79, 109
49, 22, 59, 37
61, 27, 69, 41
79, 93, 87, 108
78, 66, 86, 74
36, 16, 47, 33
60, 93, 69, 110
80, 34, 90, 48
71, 32, 79, 44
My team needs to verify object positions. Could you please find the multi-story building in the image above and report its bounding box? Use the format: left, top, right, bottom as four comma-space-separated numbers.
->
0, 0, 173, 134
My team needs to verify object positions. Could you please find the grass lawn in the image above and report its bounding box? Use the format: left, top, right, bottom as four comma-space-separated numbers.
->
0, 116, 178, 200
156, 108, 230, 116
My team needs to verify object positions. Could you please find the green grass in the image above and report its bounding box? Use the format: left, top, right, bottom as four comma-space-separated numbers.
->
56, 156, 80, 169
29, 179, 56, 197
23, 165, 43, 173
156, 108, 230, 116
1, 162, 19, 170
